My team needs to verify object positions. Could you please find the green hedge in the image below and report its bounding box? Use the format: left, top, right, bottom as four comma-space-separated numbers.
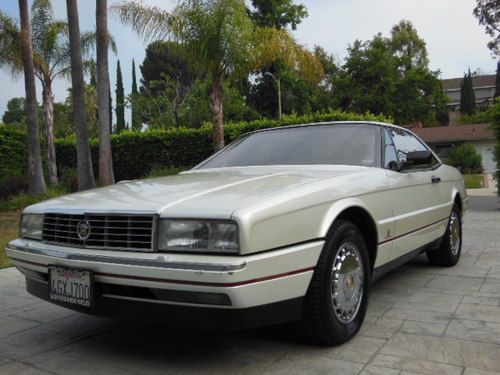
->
0, 125, 28, 183
2, 111, 392, 184
55, 127, 214, 181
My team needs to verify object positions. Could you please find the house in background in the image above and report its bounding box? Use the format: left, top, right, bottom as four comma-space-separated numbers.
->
442, 74, 496, 111
410, 123, 496, 173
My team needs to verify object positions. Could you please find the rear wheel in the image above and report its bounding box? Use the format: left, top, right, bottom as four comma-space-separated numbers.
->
427, 203, 462, 267
299, 220, 370, 345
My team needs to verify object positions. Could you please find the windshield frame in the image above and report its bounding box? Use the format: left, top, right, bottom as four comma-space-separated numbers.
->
194, 122, 386, 170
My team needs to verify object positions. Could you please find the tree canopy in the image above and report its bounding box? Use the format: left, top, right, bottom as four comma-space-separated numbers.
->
250, 0, 308, 30
2, 98, 26, 125
332, 21, 448, 125
473, 0, 500, 57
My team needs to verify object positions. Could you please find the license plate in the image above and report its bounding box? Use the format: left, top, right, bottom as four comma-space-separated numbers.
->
49, 265, 93, 308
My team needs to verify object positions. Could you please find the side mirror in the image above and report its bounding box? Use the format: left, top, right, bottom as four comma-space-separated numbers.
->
398, 151, 432, 171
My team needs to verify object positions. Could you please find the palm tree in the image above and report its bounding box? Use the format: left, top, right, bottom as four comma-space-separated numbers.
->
0, 0, 116, 186
17, 0, 46, 195
66, 0, 95, 190
96, 0, 114, 186
112, 0, 323, 151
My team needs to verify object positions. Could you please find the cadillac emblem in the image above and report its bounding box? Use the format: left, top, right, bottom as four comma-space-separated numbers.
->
76, 220, 91, 241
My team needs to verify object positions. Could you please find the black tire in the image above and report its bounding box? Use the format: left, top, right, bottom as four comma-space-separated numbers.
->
427, 203, 462, 267
299, 219, 370, 346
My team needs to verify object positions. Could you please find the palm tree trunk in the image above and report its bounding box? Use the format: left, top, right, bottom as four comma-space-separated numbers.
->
42, 82, 58, 186
210, 75, 224, 152
96, 0, 114, 186
66, 0, 95, 191
18, 0, 46, 195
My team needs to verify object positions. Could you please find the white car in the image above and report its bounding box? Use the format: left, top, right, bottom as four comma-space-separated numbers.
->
6, 122, 467, 345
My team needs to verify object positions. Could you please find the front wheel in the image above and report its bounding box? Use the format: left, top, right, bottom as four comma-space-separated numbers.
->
427, 203, 462, 267
299, 220, 370, 345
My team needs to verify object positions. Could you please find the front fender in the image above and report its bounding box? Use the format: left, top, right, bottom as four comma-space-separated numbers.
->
319, 198, 377, 238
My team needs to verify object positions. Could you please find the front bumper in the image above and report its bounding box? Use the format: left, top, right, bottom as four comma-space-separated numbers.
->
6, 238, 323, 329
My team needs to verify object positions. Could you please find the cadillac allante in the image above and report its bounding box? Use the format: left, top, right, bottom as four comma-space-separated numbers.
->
6, 122, 467, 345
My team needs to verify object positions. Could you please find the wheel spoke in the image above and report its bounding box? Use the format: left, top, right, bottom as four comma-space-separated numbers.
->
449, 211, 461, 256
331, 242, 364, 324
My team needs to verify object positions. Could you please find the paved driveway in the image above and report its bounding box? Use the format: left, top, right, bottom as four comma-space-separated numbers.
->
1, 196, 499, 375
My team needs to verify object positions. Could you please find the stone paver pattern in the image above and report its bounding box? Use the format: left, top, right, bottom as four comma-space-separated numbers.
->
0, 196, 499, 374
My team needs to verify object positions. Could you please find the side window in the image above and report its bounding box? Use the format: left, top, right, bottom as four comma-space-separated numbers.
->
389, 128, 427, 162
384, 129, 398, 170
389, 128, 438, 169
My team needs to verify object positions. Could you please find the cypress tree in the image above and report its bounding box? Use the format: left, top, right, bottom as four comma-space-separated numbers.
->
115, 60, 125, 132
467, 70, 476, 115
131, 59, 140, 131
460, 74, 466, 114
109, 87, 113, 133
460, 70, 476, 115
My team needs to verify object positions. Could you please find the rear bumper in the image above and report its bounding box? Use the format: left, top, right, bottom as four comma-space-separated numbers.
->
6, 238, 323, 329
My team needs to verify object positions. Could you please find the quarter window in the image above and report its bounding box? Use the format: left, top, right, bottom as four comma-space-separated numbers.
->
384, 129, 398, 170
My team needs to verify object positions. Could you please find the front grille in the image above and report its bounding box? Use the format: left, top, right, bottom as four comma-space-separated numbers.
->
42, 213, 155, 251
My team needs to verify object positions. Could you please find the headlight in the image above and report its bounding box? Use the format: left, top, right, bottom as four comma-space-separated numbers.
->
20, 214, 44, 240
157, 220, 239, 253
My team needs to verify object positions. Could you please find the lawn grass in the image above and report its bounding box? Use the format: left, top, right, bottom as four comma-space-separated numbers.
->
0, 210, 21, 268
464, 174, 484, 189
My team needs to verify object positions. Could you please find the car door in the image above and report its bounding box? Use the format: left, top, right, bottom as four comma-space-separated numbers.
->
383, 127, 447, 262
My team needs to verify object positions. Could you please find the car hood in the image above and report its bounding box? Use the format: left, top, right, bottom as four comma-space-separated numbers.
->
25, 165, 368, 218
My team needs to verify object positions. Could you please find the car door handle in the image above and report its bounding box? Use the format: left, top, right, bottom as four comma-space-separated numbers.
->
431, 176, 441, 184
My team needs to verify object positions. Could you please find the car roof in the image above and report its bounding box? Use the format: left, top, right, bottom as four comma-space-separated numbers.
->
245, 121, 406, 136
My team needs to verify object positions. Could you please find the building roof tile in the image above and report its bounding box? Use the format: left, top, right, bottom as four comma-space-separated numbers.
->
442, 74, 496, 91
409, 123, 495, 143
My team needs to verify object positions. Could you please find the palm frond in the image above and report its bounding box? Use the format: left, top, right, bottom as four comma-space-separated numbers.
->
250, 27, 324, 83
111, 1, 175, 42
32, 50, 51, 84
39, 21, 68, 64
0, 10, 22, 75
31, 0, 55, 53
108, 34, 118, 54
80, 31, 97, 56
80, 31, 118, 56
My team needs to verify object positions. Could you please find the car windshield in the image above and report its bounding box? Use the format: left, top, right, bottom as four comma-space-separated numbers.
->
198, 124, 382, 169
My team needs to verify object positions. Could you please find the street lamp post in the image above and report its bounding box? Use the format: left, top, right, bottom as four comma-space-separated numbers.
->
265, 72, 281, 120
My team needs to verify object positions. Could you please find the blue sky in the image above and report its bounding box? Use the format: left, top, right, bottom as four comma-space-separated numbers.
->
0, 0, 496, 123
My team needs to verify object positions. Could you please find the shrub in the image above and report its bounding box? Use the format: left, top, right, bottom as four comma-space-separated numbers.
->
0, 175, 30, 200
0, 125, 28, 183
58, 167, 79, 193
0, 186, 68, 212
446, 143, 483, 174
456, 106, 497, 125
